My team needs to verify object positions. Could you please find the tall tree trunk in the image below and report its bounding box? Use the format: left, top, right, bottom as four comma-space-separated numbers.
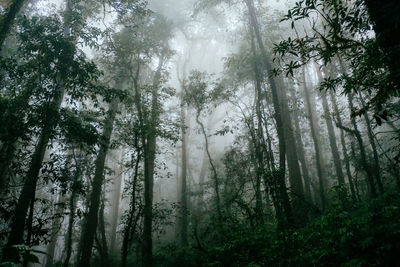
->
245, 0, 299, 228
121, 148, 141, 267
358, 94, 384, 194
288, 85, 313, 204
98, 195, 109, 267
4, 69, 66, 261
250, 28, 265, 223
0, 0, 26, 52
300, 67, 327, 209
142, 52, 165, 267
329, 91, 357, 203
63, 166, 79, 267
195, 112, 222, 221
77, 97, 119, 267
315, 67, 348, 208
347, 94, 377, 198
3, 2, 75, 261
178, 96, 189, 247
109, 151, 123, 253
46, 194, 67, 267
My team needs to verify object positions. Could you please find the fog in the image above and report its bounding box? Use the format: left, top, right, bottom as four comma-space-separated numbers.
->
0, 0, 399, 266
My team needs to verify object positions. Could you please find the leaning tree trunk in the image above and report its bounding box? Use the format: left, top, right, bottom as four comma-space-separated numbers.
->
0, 0, 26, 53
77, 97, 119, 267
4, 67, 66, 261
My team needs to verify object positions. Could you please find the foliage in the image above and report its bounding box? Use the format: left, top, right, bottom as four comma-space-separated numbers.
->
155, 194, 400, 266
273, 0, 398, 119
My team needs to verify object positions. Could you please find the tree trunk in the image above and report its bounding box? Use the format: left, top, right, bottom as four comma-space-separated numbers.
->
315, 67, 348, 208
142, 52, 165, 267
63, 167, 79, 267
4, 76, 65, 260
196, 112, 222, 221
121, 148, 141, 267
329, 91, 357, 203
288, 85, 313, 204
46, 194, 67, 267
358, 94, 384, 194
245, 0, 299, 228
0, 0, 26, 52
178, 96, 189, 247
348, 93, 377, 198
250, 28, 265, 223
98, 196, 109, 267
109, 151, 123, 253
77, 97, 119, 267
3, 2, 75, 261
300, 67, 327, 209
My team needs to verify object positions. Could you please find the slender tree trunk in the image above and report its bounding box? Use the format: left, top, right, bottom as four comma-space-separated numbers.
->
4, 76, 65, 260
121, 144, 141, 267
0, 0, 26, 52
0, 143, 15, 191
63, 168, 78, 267
315, 67, 348, 208
3, 3, 75, 261
98, 196, 109, 267
46, 194, 67, 267
250, 28, 264, 222
358, 94, 384, 194
245, 0, 298, 228
109, 151, 123, 253
289, 85, 313, 204
178, 97, 189, 246
196, 112, 222, 221
77, 97, 119, 267
300, 67, 327, 209
348, 93, 377, 198
329, 91, 357, 203
142, 52, 165, 267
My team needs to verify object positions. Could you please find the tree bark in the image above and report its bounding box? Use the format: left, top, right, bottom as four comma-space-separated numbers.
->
77, 97, 119, 267
288, 85, 313, 204
46, 194, 67, 267
245, 0, 299, 228
358, 94, 384, 194
315, 67, 348, 208
142, 52, 165, 267
347, 93, 377, 198
178, 94, 189, 247
0, 0, 26, 52
109, 150, 123, 253
300, 67, 327, 209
